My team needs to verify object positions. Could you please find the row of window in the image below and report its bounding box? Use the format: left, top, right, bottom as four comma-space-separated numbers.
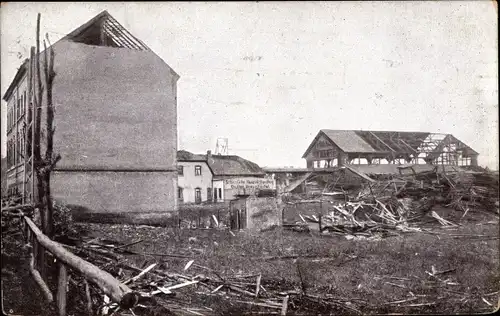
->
177, 165, 202, 176
6, 128, 26, 168
177, 187, 223, 203
313, 149, 336, 158
7, 91, 27, 131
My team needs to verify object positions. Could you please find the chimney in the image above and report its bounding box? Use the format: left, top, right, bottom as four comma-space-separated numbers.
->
207, 150, 212, 160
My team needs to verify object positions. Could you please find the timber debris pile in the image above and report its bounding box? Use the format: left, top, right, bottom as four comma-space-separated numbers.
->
58, 236, 363, 315
283, 167, 499, 238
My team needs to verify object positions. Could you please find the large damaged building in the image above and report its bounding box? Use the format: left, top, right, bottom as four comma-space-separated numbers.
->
268, 129, 480, 195
303, 129, 479, 168
4, 11, 179, 217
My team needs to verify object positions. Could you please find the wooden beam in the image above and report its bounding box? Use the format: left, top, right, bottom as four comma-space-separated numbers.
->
1, 204, 36, 212
57, 264, 68, 316
400, 139, 419, 156
368, 132, 395, 152
24, 217, 139, 308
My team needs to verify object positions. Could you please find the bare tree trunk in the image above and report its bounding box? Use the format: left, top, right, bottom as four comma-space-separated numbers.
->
33, 12, 47, 278
43, 35, 58, 239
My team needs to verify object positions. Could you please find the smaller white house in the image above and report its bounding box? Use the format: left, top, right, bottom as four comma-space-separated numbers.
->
177, 150, 274, 204
177, 152, 213, 204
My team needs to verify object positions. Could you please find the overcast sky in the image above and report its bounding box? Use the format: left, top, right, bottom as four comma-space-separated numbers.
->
1, 1, 498, 169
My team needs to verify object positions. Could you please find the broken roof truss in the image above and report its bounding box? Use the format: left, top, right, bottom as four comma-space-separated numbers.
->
64, 11, 150, 51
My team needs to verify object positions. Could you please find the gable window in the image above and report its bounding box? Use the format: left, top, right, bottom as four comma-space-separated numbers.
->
178, 165, 184, 176
195, 165, 202, 176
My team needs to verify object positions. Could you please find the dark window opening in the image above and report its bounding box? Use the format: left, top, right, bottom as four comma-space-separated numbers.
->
207, 188, 212, 202
178, 187, 184, 202
178, 166, 184, 176
195, 188, 202, 204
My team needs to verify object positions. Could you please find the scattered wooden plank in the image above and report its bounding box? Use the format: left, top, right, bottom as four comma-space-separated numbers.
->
184, 260, 195, 272
281, 295, 289, 315
123, 263, 157, 285
255, 274, 262, 297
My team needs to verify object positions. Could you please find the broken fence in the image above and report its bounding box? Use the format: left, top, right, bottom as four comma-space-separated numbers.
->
2, 204, 140, 316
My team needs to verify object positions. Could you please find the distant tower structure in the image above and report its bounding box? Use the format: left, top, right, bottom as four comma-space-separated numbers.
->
215, 138, 229, 155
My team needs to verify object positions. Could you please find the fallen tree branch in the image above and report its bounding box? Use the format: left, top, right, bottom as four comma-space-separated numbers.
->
24, 216, 139, 308
29, 251, 54, 303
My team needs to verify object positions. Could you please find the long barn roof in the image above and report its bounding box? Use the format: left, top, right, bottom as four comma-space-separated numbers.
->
302, 129, 479, 158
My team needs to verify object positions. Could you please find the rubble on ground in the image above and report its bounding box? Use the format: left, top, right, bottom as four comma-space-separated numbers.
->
282, 166, 499, 238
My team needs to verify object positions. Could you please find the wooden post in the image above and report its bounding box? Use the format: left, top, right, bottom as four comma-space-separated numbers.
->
57, 263, 68, 316
84, 279, 93, 316
318, 213, 322, 232
236, 209, 240, 230
281, 207, 285, 226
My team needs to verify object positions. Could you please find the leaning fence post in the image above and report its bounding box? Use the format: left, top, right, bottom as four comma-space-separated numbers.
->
318, 213, 322, 232
281, 208, 285, 226
57, 263, 68, 316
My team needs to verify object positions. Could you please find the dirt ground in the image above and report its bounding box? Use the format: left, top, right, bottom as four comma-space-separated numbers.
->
2, 209, 499, 315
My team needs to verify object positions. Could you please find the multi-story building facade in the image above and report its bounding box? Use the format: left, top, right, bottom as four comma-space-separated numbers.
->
3, 11, 179, 218
4, 59, 29, 197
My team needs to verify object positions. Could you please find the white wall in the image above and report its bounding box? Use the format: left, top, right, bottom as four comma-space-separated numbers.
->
178, 161, 213, 203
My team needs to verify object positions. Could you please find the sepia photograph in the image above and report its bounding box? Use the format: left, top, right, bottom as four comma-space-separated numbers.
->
1, 1, 498, 315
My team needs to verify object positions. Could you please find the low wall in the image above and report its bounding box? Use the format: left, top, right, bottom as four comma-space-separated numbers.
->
179, 201, 231, 228
245, 197, 280, 231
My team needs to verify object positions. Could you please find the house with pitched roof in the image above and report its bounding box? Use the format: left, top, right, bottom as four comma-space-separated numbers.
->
3, 11, 179, 218
303, 129, 479, 169
177, 150, 274, 203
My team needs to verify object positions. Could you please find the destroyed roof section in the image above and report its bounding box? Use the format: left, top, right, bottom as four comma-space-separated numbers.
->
355, 131, 431, 155
63, 10, 150, 51
4, 11, 180, 103
302, 129, 479, 159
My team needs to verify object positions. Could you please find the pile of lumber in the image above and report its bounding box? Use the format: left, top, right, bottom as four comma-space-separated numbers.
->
286, 167, 499, 237
61, 237, 362, 315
